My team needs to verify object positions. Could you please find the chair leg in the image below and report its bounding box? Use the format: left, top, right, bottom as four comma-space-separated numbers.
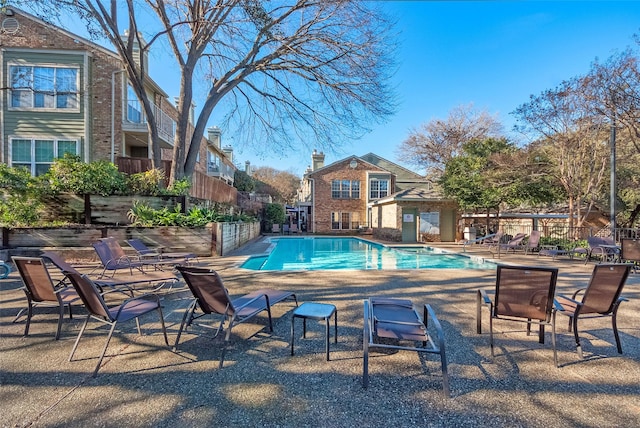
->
69, 315, 91, 361
93, 323, 117, 377
612, 308, 623, 354
362, 303, 370, 388
220, 320, 235, 369
551, 312, 558, 367
23, 302, 34, 337
173, 300, 197, 350
573, 314, 583, 359
156, 307, 169, 346
538, 324, 545, 344
55, 303, 65, 340
489, 313, 495, 357
476, 291, 482, 334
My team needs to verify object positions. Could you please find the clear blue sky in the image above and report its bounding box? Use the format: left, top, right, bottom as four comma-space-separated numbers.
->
226, 1, 640, 176
51, 1, 640, 176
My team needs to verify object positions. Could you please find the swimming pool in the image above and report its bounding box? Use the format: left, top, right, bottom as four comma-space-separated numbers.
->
241, 237, 495, 271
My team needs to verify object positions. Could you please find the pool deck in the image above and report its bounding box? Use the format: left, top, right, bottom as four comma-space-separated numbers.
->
1, 236, 639, 427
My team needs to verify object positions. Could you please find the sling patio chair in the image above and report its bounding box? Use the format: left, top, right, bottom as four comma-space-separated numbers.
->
92, 237, 146, 277
12, 256, 82, 340
499, 233, 527, 253
477, 265, 560, 366
363, 297, 449, 397
584, 236, 620, 265
126, 238, 197, 265
555, 263, 631, 359
523, 230, 542, 255
64, 271, 169, 377
41, 250, 155, 297
620, 238, 640, 273
174, 266, 298, 368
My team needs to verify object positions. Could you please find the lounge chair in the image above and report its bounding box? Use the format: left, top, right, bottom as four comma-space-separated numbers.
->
585, 236, 620, 264
523, 230, 541, 255
41, 250, 169, 296
363, 297, 449, 397
126, 238, 197, 264
477, 265, 560, 366
271, 224, 281, 234
482, 231, 503, 247
12, 256, 82, 340
64, 271, 169, 377
499, 233, 527, 253
555, 264, 631, 359
174, 266, 298, 367
290, 224, 299, 234
93, 237, 178, 277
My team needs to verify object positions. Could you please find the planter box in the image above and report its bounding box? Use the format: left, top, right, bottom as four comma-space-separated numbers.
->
1, 222, 261, 259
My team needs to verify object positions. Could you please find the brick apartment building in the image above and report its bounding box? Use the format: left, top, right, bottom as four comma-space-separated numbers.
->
298, 151, 458, 242
0, 8, 235, 196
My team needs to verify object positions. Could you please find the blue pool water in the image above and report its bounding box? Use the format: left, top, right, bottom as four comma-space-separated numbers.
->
241, 237, 495, 271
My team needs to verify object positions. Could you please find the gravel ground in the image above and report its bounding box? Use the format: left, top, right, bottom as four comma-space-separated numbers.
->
1, 238, 639, 427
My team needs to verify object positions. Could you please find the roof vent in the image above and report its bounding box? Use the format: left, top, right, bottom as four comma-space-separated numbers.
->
1, 17, 19, 34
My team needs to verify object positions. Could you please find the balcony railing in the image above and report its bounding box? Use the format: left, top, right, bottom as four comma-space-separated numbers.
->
207, 162, 234, 183
126, 99, 176, 144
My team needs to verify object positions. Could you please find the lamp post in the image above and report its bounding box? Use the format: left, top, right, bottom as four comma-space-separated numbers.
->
610, 119, 616, 239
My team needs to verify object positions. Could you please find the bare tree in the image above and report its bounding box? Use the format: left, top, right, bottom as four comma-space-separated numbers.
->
513, 78, 609, 231
396, 104, 503, 178
252, 166, 299, 204
22, 0, 397, 185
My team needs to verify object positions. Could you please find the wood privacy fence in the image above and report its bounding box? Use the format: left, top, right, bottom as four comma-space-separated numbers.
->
116, 157, 237, 204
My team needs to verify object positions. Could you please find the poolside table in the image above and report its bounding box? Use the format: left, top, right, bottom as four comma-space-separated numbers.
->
290, 302, 337, 361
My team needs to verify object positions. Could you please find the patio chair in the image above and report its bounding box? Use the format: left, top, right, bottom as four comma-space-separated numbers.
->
11, 256, 82, 340
363, 298, 449, 397
482, 231, 504, 248
499, 233, 527, 253
555, 263, 631, 359
477, 265, 560, 366
173, 266, 298, 368
126, 238, 197, 264
585, 236, 620, 264
271, 224, 281, 234
93, 237, 178, 276
620, 238, 640, 272
64, 271, 169, 377
174, 266, 298, 367
41, 251, 143, 297
523, 230, 541, 255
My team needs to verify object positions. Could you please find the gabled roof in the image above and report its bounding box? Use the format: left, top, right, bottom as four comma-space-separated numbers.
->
359, 153, 425, 181
305, 155, 390, 177
372, 186, 450, 205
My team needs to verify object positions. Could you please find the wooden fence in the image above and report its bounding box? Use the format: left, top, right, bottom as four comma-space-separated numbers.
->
116, 157, 237, 204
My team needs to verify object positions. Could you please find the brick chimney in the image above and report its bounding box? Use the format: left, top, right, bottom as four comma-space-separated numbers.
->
311, 149, 325, 171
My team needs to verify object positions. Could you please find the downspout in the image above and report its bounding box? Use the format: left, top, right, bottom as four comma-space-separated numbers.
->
310, 178, 316, 233
111, 69, 126, 163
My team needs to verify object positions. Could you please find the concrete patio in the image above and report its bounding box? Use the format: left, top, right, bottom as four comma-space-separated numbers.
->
1, 238, 639, 427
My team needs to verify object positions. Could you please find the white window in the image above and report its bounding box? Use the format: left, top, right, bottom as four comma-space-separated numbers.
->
331, 179, 360, 199
10, 138, 79, 176
126, 85, 144, 123
9, 64, 79, 110
369, 179, 389, 199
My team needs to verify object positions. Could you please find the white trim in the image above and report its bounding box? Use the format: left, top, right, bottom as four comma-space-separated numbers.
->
83, 52, 90, 162
6, 62, 81, 113
8, 136, 80, 175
